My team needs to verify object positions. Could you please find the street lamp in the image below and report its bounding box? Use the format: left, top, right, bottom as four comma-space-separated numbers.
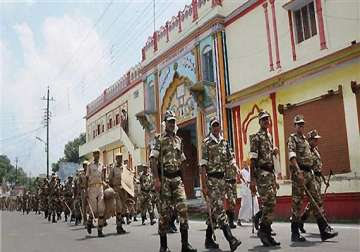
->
36, 136, 48, 178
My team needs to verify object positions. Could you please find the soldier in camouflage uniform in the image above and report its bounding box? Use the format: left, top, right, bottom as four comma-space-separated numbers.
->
40, 178, 49, 218
48, 174, 59, 223
299, 129, 331, 233
225, 156, 238, 229
79, 161, 88, 225
108, 153, 127, 234
249, 111, 280, 246
73, 171, 82, 225
22, 190, 30, 215
64, 176, 74, 222
150, 110, 196, 252
86, 149, 106, 237
288, 115, 338, 242
139, 164, 156, 225
200, 117, 242, 251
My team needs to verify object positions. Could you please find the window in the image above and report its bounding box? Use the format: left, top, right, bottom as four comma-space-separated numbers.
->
293, 1, 317, 43
108, 118, 112, 129
102, 125, 104, 133
97, 125, 100, 135
115, 114, 120, 125
202, 45, 214, 82
145, 80, 156, 112
93, 130, 96, 138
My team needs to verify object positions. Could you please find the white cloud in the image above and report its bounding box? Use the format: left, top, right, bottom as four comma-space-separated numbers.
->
1, 14, 111, 176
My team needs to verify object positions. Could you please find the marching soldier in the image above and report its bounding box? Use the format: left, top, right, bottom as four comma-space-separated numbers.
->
299, 129, 331, 233
200, 117, 241, 251
108, 153, 127, 234
225, 155, 238, 229
73, 171, 82, 225
85, 149, 106, 237
288, 115, 338, 242
139, 164, 156, 225
64, 176, 74, 222
48, 174, 59, 223
150, 110, 196, 252
79, 161, 88, 225
249, 111, 280, 246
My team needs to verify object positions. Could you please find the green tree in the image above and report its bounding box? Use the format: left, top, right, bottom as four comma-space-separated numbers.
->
64, 133, 86, 163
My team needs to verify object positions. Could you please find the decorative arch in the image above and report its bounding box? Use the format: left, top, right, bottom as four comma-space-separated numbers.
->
161, 75, 195, 123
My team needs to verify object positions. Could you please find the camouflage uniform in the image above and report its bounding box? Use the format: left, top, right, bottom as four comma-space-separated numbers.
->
150, 110, 196, 252
200, 117, 241, 251
22, 191, 30, 215
73, 173, 82, 225
249, 110, 279, 246
139, 170, 155, 224
48, 176, 60, 223
288, 115, 337, 242
224, 159, 238, 228
78, 167, 88, 224
108, 158, 127, 234
63, 177, 74, 222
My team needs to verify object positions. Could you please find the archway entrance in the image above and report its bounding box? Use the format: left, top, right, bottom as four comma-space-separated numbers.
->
177, 119, 198, 199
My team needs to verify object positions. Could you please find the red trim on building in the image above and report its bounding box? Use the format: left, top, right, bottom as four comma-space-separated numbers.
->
263, 2, 274, 71
192, 0, 198, 21
225, 0, 265, 27
270, 92, 279, 148
232, 108, 240, 165
288, 10, 297, 61
315, 0, 327, 50
270, 0, 281, 69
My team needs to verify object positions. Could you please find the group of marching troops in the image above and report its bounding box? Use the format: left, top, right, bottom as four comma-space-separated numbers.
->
1, 109, 339, 252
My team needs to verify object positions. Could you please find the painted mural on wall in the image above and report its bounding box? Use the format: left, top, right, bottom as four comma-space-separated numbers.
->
159, 50, 196, 102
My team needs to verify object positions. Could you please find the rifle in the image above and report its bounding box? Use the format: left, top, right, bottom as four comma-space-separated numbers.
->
303, 184, 328, 223
323, 170, 333, 195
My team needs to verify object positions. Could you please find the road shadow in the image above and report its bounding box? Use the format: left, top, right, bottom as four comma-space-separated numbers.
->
75, 231, 130, 241
289, 240, 321, 247
248, 245, 282, 251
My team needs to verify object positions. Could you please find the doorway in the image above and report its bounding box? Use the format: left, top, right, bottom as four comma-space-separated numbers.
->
177, 120, 199, 199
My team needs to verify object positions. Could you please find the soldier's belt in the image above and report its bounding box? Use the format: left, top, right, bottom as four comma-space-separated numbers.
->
259, 164, 274, 173
207, 172, 224, 179
299, 165, 312, 172
88, 183, 103, 188
163, 170, 182, 179
225, 178, 236, 184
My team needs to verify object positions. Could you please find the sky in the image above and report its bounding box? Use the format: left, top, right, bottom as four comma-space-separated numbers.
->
0, 0, 189, 177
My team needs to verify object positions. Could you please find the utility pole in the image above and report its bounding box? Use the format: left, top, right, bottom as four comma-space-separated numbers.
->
41, 86, 54, 179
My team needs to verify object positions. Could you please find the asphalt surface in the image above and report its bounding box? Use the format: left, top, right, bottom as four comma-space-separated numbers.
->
1, 211, 359, 252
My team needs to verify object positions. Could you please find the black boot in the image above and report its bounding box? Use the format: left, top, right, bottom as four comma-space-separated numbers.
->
227, 211, 236, 229
317, 218, 338, 241
180, 228, 197, 252
253, 210, 262, 230
205, 225, 219, 249
299, 207, 310, 233
222, 224, 241, 251
150, 213, 156, 225
142, 215, 146, 225
98, 228, 104, 238
87, 219, 93, 234
65, 214, 68, 222
48, 212, 51, 221
44, 210, 48, 219
159, 234, 170, 252
258, 223, 272, 246
133, 215, 138, 222
267, 224, 280, 246
52, 213, 57, 223
291, 221, 306, 242
117, 216, 126, 234
126, 214, 131, 225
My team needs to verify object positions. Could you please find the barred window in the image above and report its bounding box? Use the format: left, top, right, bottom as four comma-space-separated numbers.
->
293, 1, 317, 43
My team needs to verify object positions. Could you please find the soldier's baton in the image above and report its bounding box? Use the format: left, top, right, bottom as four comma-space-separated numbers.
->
63, 200, 72, 215
204, 195, 216, 241
87, 200, 96, 220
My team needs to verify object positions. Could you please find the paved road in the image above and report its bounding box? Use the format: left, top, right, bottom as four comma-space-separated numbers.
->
1, 211, 359, 252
